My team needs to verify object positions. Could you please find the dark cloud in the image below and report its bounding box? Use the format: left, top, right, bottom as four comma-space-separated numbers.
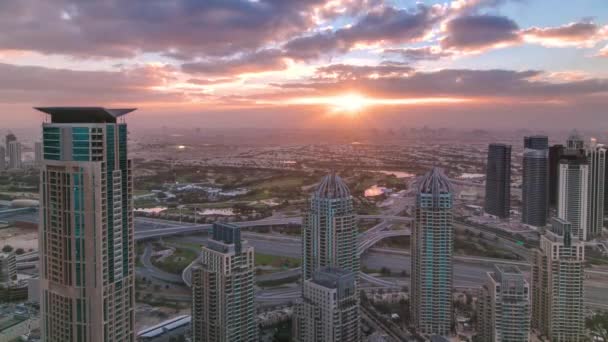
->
0, 62, 184, 104
182, 49, 287, 75
313, 62, 414, 80
522, 22, 607, 46
384, 47, 453, 61
284, 4, 442, 60
0, 0, 362, 59
187, 78, 238, 85
523, 22, 599, 40
441, 15, 521, 50
273, 65, 608, 99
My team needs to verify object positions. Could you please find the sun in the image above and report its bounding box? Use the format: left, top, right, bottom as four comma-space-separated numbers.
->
329, 93, 368, 113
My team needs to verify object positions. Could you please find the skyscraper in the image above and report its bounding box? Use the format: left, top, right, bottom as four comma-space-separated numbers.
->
0, 146, 5, 171
411, 167, 453, 336
566, 130, 584, 151
7, 141, 22, 169
0, 252, 17, 284
293, 267, 359, 342
532, 218, 585, 342
191, 223, 257, 342
557, 153, 589, 241
548, 144, 564, 208
302, 173, 359, 280
477, 264, 530, 342
586, 142, 606, 239
522, 135, 549, 227
36, 107, 136, 342
5, 132, 16, 150
34, 141, 43, 167
484, 143, 511, 218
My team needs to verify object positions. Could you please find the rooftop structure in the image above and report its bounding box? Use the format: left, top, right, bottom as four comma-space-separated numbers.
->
35, 107, 136, 123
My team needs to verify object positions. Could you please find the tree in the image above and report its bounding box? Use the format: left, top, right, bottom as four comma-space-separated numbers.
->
587, 311, 608, 342
1, 245, 13, 253
14, 248, 24, 255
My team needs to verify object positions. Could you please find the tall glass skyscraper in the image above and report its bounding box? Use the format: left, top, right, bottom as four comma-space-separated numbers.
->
302, 173, 359, 280
484, 143, 511, 218
522, 135, 549, 227
36, 107, 136, 342
586, 142, 606, 240
549, 144, 565, 208
411, 167, 453, 336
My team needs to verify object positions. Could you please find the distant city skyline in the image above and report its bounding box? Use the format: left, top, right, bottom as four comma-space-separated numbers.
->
1, 0, 607, 129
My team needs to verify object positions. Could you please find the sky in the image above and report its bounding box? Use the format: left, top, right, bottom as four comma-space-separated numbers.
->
1, 0, 608, 130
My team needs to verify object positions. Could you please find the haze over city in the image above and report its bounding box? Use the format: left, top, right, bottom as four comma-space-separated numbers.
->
2, 1, 608, 342
1, 0, 608, 130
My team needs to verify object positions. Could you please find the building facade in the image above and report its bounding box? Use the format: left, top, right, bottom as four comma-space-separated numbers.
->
0, 252, 17, 284
586, 142, 606, 239
532, 218, 585, 342
293, 268, 359, 342
7, 141, 21, 169
522, 135, 549, 227
0, 146, 5, 171
484, 143, 511, 218
411, 167, 454, 336
477, 265, 530, 342
302, 173, 359, 280
36, 107, 136, 342
549, 145, 564, 208
35, 141, 43, 167
557, 154, 589, 241
191, 223, 257, 342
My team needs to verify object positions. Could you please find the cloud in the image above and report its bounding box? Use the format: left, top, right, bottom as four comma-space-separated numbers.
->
598, 45, 608, 58
0, 0, 353, 59
384, 47, 453, 61
0, 62, 185, 104
313, 62, 414, 80
182, 49, 288, 76
522, 22, 608, 47
441, 15, 521, 51
284, 4, 442, 60
187, 78, 238, 85
272, 64, 608, 100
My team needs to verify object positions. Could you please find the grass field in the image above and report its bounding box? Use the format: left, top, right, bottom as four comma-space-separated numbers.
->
151, 247, 198, 274
255, 253, 301, 269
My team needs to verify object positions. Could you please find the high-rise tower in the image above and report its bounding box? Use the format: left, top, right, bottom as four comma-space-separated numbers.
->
477, 265, 530, 342
532, 218, 585, 341
484, 143, 511, 218
36, 107, 136, 342
549, 144, 565, 208
191, 223, 257, 342
586, 142, 606, 239
302, 173, 359, 280
411, 167, 454, 336
293, 267, 359, 342
522, 135, 549, 227
557, 154, 589, 240
7, 141, 22, 169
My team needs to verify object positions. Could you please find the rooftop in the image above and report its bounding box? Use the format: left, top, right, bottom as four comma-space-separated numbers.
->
315, 172, 351, 199
418, 167, 453, 195
35, 107, 136, 124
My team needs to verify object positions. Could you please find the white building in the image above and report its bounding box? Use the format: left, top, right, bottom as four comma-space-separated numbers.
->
557, 154, 589, 241
586, 142, 606, 239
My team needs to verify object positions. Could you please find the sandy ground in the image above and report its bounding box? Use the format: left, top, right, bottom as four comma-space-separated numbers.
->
0, 227, 38, 251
